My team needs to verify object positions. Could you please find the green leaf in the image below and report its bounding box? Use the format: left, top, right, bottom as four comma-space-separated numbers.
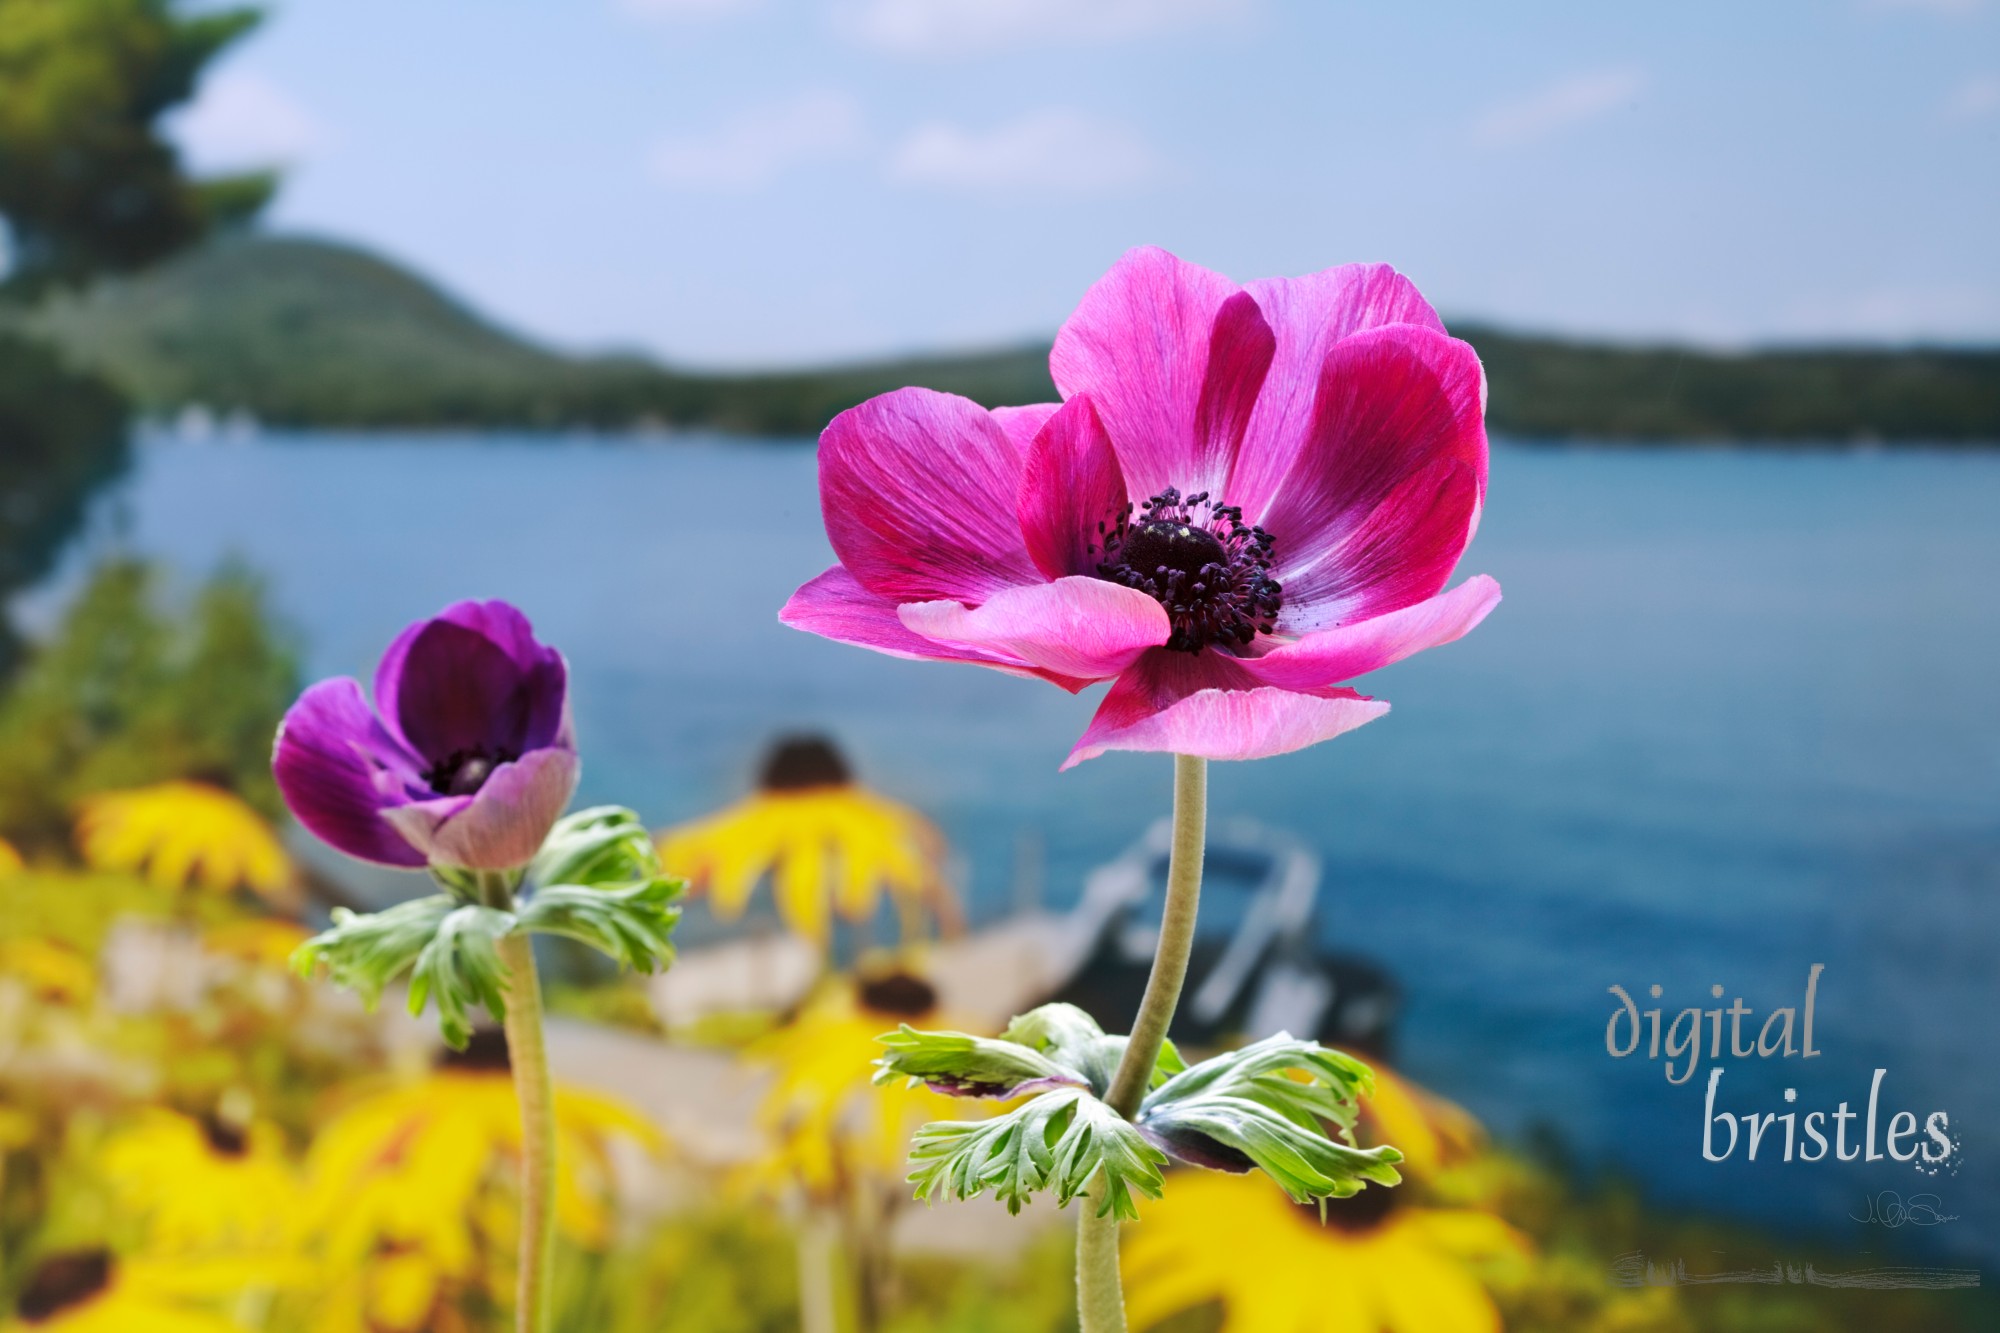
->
293, 807, 678, 1046
996, 1003, 1182, 1096
292, 895, 455, 1007
527, 806, 664, 891
408, 904, 517, 1050
1144, 1031, 1376, 1135
516, 877, 683, 974
873, 1025, 1086, 1098
517, 806, 681, 973
906, 1087, 1166, 1221
1135, 1033, 1403, 1204
297, 897, 519, 1049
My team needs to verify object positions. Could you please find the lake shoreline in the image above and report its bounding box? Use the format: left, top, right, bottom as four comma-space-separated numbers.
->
138, 423, 2000, 453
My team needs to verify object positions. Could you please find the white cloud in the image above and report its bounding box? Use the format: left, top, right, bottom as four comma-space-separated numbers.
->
840, 0, 1247, 57
170, 71, 330, 171
1944, 74, 2000, 119
616, 0, 758, 19
649, 91, 863, 191
887, 109, 1162, 194
1472, 68, 1648, 148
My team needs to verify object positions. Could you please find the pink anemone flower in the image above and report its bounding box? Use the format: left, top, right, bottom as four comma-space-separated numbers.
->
781, 247, 1500, 769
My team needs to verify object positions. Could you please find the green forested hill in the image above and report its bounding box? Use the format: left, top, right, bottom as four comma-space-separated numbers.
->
17, 234, 2000, 442
17, 235, 1057, 435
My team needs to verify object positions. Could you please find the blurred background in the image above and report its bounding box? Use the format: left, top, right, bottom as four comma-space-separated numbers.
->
2, 2, 1997, 1330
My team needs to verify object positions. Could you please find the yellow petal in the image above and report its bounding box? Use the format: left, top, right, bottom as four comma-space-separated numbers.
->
73, 782, 294, 904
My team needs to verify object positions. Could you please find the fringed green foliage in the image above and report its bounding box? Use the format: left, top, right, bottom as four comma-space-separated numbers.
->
907, 1087, 1167, 1221
410, 904, 515, 1048
517, 878, 682, 974
1135, 1033, 1404, 1204
878, 1010, 1402, 1217
873, 1025, 1085, 1098
293, 895, 454, 1007
294, 806, 681, 1046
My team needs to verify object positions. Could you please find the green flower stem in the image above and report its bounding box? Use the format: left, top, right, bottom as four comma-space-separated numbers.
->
797, 1207, 849, 1333
1075, 1177, 1127, 1333
485, 864, 557, 1333
1078, 753, 1209, 1333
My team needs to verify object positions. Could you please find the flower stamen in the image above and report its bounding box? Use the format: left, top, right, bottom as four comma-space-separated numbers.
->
424, 746, 516, 797
1094, 488, 1282, 653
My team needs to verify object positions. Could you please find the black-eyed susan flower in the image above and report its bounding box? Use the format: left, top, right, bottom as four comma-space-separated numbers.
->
1357, 1062, 1485, 1178
659, 736, 958, 949
1122, 1169, 1529, 1333
740, 969, 976, 1333
741, 969, 967, 1201
4, 1248, 296, 1333
0, 837, 22, 877
74, 781, 296, 908
298, 1032, 663, 1333
99, 1109, 298, 1253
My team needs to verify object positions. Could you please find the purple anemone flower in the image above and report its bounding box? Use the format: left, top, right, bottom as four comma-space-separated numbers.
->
781, 246, 1501, 768
273, 601, 579, 870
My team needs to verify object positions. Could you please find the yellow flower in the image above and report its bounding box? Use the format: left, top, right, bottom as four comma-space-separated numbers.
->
658, 736, 956, 947
74, 782, 297, 907
3, 1249, 298, 1333
741, 971, 966, 1200
1358, 1063, 1485, 1178
300, 1035, 663, 1332
0, 937, 95, 1006
1123, 1170, 1530, 1333
100, 1109, 299, 1253
0, 837, 23, 877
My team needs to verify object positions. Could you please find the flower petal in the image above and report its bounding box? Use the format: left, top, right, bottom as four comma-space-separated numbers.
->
1018, 395, 1128, 580
1255, 325, 1487, 630
374, 601, 570, 754
819, 387, 1040, 603
1239, 576, 1501, 690
780, 566, 1095, 692
992, 402, 1060, 455
898, 577, 1169, 682
1050, 248, 1273, 503
1062, 649, 1389, 769
381, 747, 580, 871
377, 618, 560, 768
1231, 264, 1448, 518
272, 678, 429, 867
1278, 454, 1484, 635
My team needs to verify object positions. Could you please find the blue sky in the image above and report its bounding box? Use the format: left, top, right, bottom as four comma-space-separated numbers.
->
174, 0, 1999, 366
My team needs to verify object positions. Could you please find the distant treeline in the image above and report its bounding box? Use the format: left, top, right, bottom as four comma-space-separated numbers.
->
1463, 326, 2000, 444
16, 235, 2000, 443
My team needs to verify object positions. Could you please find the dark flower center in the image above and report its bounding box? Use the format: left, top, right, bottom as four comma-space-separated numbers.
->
438, 1026, 513, 1072
424, 746, 516, 797
17, 1249, 111, 1322
758, 734, 853, 791
1095, 488, 1282, 653
199, 1112, 249, 1158
858, 971, 939, 1018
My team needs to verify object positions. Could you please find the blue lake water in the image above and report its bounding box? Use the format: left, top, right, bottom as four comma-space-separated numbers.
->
23, 432, 2000, 1264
